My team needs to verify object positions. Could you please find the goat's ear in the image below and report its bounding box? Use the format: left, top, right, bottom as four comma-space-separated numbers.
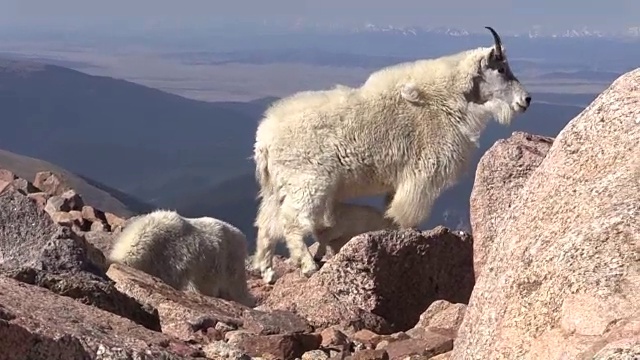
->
400, 82, 423, 104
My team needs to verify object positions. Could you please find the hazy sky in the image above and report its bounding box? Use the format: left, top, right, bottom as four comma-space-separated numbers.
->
2, 0, 639, 32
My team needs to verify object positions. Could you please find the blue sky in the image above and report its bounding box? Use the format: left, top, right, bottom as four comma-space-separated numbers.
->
1, 0, 638, 32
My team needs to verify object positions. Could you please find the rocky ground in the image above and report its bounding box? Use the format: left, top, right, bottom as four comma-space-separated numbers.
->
0, 67, 638, 360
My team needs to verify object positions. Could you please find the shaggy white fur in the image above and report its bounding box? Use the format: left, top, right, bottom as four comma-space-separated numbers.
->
109, 209, 254, 306
252, 27, 531, 283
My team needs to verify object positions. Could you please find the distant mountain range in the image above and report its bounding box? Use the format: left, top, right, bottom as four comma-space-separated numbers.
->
0, 58, 263, 205
338, 24, 640, 39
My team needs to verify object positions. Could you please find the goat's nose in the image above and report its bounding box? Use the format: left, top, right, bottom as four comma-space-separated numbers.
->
525, 96, 532, 106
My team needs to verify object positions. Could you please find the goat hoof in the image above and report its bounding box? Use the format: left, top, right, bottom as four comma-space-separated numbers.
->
301, 261, 319, 278
262, 268, 276, 285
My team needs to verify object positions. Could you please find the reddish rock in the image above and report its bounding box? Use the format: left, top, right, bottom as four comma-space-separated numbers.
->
302, 349, 331, 360
470, 131, 553, 278
320, 327, 350, 350
60, 189, 84, 211
107, 263, 314, 346
262, 269, 391, 334
26, 192, 50, 211
81, 205, 107, 223
383, 333, 453, 360
48, 210, 75, 227
47, 210, 90, 232
202, 340, 247, 359
225, 329, 254, 346
0, 276, 198, 359
11, 177, 39, 194
33, 171, 68, 196
104, 211, 125, 231
351, 349, 390, 360
107, 263, 245, 341
247, 255, 298, 306
44, 195, 70, 214
233, 332, 322, 359
243, 309, 313, 335
69, 210, 90, 231
430, 352, 452, 360
263, 227, 474, 334
408, 300, 466, 337
373, 333, 411, 352
453, 68, 640, 359
0, 186, 158, 331
350, 329, 382, 349
0, 180, 10, 194
90, 220, 109, 232
0, 168, 17, 181
83, 230, 115, 257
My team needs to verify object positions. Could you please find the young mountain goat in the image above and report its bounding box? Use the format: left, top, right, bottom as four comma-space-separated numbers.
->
109, 209, 254, 306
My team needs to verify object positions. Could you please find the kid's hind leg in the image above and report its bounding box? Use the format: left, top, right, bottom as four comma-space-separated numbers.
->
280, 204, 318, 277
279, 173, 340, 277
311, 227, 333, 262
283, 225, 318, 277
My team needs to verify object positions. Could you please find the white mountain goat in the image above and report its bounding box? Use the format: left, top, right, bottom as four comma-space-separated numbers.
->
252, 27, 531, 283
109, 209, 254, 306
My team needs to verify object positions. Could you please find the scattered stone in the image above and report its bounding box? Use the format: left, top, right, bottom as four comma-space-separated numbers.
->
82, 204, 107, 222
0, 186, 158, 330
11, 177, 39, 194
202, 340, 249, 359
242, 309, 313, 335
33, 171, 68, 196
104, 211, 125, 231
302, 349, 330, 360
0, 276, 198, 359
406, 300, 466, 339
0, 180, 11, 194
350, 329, 382, 349
90, 219, 109, 232
233, 332, 322, 359
383, 333, 453, 360
350, 349, 389, 360
320, 326, 351, 353
26, 191, 49, 210
0, 168, 17, 181
44, 195, 68, 214
60, 189, 84, 211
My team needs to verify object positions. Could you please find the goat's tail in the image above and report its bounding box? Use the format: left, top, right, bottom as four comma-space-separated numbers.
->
253, 142, 275, 199
252, 140, 285, 240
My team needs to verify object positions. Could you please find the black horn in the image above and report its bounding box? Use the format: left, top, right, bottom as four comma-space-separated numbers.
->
485, 26, 504, 60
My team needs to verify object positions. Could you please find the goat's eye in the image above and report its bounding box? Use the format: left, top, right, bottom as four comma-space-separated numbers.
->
498, 67, 505, 74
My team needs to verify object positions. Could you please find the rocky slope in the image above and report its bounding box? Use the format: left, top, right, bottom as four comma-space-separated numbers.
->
0, 67, 637, 359
0, 148, 149, 217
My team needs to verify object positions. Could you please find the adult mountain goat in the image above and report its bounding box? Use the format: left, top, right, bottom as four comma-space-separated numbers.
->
109, 209, 254, 306
252, 27, 531, 283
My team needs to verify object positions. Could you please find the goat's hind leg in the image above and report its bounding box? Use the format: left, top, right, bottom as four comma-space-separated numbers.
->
385, 180, 437, 229
253, 227, 278, 284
